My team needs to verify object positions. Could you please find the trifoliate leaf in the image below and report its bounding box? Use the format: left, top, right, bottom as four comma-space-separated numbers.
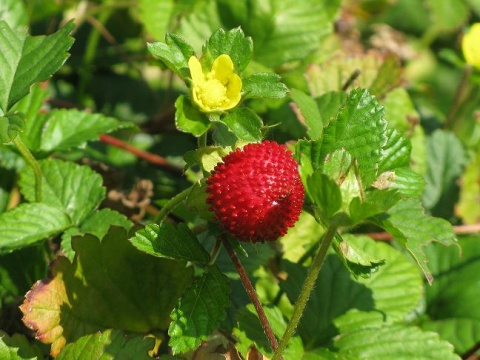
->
56, 330, 154, 360
20, 227, 193, 357
168, 265, 230, 354
0, 203, 71, 253
19, 159, 105, 224
129, 222, 210, 264
147, 33, 195, 79
0, 20, 74, 113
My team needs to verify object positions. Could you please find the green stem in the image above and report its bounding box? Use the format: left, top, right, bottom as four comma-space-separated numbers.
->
12, 136, 42, 202
272, 225, 338, 360
153, 187, 191, 224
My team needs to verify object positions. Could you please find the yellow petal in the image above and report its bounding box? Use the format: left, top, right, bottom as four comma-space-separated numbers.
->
224, 74, 242, 110
211, 54, 235, 84
188, 56, 205, 84
462, 23, 480, 69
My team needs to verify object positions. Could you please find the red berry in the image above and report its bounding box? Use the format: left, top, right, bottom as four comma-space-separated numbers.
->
206, 141, 305, 242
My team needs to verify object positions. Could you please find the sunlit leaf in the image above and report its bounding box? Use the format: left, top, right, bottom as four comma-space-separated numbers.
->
20, 227, 193, 357
175, 95, 211, 136
19, 159, 105, 224
56, 330, 154, 360
130, 222, 210, 264
0, 203, 71, 253
0, 20, 74, 113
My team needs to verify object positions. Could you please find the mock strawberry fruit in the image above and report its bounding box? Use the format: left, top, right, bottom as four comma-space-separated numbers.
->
206, 141, 305, 242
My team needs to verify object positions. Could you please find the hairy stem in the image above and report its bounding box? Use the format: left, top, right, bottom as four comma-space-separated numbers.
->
222, 236, 281, 358
153, 186, 191, 224
272, 225, 338, 360
12, 136, 42, 202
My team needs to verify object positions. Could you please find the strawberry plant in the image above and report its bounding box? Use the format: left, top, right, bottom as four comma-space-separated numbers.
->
1, 0, 479, 359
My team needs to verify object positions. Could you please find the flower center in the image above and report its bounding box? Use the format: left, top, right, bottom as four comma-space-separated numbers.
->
197, 79, 228, 109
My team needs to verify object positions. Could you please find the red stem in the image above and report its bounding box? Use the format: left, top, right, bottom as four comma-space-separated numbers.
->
221, 236, 281, 358
99, 134, 182, 174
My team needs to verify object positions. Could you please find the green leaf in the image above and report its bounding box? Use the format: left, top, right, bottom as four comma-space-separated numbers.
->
168, 265, 230, 354
61, 209, 133, 260
201, 27, 253, 72
305, 52, 400, 97
147, 33, 195, 79
307, 171, 342, 220
20, 227, 193, 357
219, 108, 263, 142
175, 95, 210, 136
0, 113, 24, 143
290, 89, 323, 140
233, 304, 304, 359
315, 91, 347, 126
420, 236, 480, 353
138, 0, 174, 40
332, 235, 386, 279
130, 222, 210, 264
251, 0, 341, 67
319, 89, 387, 186
349, 189, 402, 224
374, 198, 457, 284
57, 330, 154, 360
422, 130, 467, 218
378, 128, 411, 172
334, 324, 460, 359
373, 167, 425, 198
0, 0, 28, 30
281, 235, 423, 349
0, 331, 42, 360
242, 73, 288, 100
36, 109, 132, 153
0, 20, 74, 113
280, 211, 325, 263
421, 318, 480, 355
0, 203, 71, 253
19, 159, 105, 224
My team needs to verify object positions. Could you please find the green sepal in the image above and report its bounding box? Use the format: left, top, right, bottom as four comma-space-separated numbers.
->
201, 27, 253, 72
147, 33, 195, 79
175, 95, 211, 136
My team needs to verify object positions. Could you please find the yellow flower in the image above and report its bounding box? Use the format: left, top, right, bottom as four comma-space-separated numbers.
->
188, 54, 242, 112
462, 23, 480, 70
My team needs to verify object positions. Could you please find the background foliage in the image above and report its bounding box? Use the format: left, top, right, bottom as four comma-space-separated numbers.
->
0, 0, 479, 359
